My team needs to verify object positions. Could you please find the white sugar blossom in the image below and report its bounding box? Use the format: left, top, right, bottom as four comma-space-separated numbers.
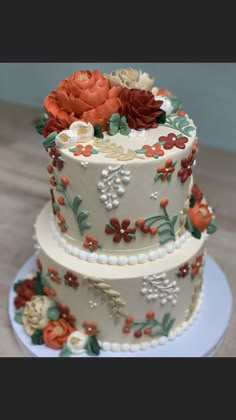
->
70, 121, 94, 143
55, 129, 77, 149
66, 330, 88, 354
154, 95, 174, 116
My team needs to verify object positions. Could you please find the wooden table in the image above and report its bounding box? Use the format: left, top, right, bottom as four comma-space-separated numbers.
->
1, 101, 235, 357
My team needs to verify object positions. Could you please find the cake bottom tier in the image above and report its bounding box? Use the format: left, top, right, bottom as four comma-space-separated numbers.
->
34, 202, 207, 352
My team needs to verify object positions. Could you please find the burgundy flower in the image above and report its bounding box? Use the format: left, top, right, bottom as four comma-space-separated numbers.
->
176, 263, 190, 278
191, 184, 203, 203
64, 271, 79, 289
83, 235, 102, 252
42, 117, 70, 138
159, 133, 188, 150
14, 278, 37, 309
105, 217, 136, 243
178, 152, 195, 183
119, 88, 164, 130
56, 302, 76, 325
49, 146, 65, 170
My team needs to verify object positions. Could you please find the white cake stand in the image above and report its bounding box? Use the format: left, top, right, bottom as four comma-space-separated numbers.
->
9, 255, 233, 358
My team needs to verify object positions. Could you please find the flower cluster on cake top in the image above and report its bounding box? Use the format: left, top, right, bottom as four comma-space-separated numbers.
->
35, 67, 184, 150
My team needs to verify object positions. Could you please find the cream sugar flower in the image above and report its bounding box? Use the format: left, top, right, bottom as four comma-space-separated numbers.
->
55, 121, 94, 149
66, 330, 88, 354
106, 67, 154, 91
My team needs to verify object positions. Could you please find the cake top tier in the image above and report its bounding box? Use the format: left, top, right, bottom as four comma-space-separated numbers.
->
36, 67, 196, 160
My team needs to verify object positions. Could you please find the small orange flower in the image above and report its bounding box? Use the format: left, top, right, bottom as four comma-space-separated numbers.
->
43, 318, 76, 349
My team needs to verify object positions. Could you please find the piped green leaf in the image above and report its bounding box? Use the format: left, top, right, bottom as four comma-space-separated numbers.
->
35, 113, 49, 135
33, 282, 45, 296
171, 214, 178, 228
47, 305, 60, 321
150, 329, 167, 337
189, 195, 196, 208
162, 313, 171, 330
108, 113, 120, 136
93, 124, 104, 139
185, 215, 193, 232
192, 226, 201, 239
119, 116, 131, 135
59, 343, 72, 358
165, 318, 175, 334
42, 131, 57, 148
207, 219, 217, 234
31, 329, 44, 345
14, 307, 24, 324
159, 236, 175, 245
73, 195, 83, 215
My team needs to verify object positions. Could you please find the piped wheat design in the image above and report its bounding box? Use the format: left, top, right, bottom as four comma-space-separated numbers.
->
84, 276, 128, 317
93, 138, 144, 161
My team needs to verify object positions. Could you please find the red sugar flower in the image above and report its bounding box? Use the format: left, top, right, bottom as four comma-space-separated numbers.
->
191, 253, 203, 279
83, 235, 102, 252
178, 152, 195, 183
82, 321, 99, 337
64, 271, 79, 289
176, 262, 190, 278
70, 144, 98, 157
42, 117, 69, 138
159, 133, 188, 150
156, 158, 176, 181
47, 267, 61, 285
56, 302, 76, 325
49, 146, 64, 170
136, 143, 165, 159
43, 286, 57, 297
105, 217, 136, 243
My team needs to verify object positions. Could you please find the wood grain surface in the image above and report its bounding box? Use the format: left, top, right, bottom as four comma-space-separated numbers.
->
0, 101, 235, 357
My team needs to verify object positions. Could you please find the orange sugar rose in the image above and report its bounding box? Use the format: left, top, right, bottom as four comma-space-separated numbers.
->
187, 203, 212, 232
44, 70, 122, 131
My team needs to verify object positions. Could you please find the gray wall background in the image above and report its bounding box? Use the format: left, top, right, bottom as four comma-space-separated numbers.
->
0, 63, 235, 151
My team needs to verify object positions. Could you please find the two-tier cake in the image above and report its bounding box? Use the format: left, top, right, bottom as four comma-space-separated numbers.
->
12, 67, 217, 356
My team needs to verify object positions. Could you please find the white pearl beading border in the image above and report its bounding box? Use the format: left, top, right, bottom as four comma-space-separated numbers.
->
99, 288, 204, 352
50, 216, 191, 266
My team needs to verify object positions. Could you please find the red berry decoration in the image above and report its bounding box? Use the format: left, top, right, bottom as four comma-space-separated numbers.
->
50, 176, 57, 187
58, 196, 65, 205
125, 316, 134, 325
149, 227, 158, 235
160, 198, 169, 208
60, 176, 69, 186
47, 165, 53, 174
141, 225, 150, 234
144, 328, 152, 335
134, 331, 142, 338
135, 218, 145, 228
146, 311, 155, 320
123, 326, 131, 334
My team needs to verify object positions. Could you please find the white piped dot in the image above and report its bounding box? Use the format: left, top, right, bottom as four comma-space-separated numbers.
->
128, 256, 138, 265
79, 250, 87, 260
111, 343, 121, 352
86, 253, 97, 263
118, 256, 128, 266
166, 242, 175, 253
140, 342, 151, 350
175, 239, 181, 249
102, 342, 111, 351
168, 331, 176, 340
150, 339, 159, 347
148, 251, 158, 261
138, 254, 148, 264
121, 343, 130, 352
97, 255, 108, 264
157, 248, 167, 258
159, 336, 168, 345
130, 344, 140, 352
108, 256, 118, 265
